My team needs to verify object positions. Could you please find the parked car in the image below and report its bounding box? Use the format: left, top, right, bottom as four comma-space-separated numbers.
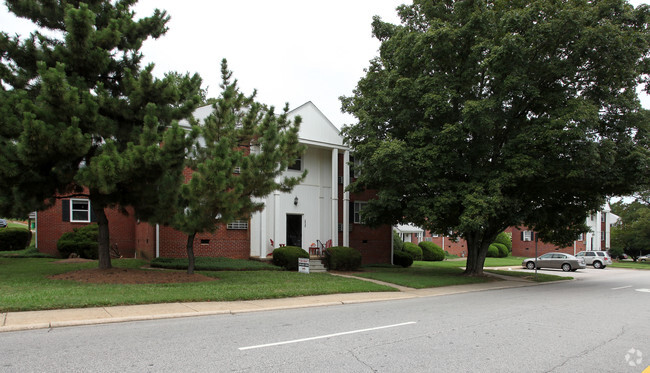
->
575, 251, 612, 269
0, 218, 7, 228
522, 253, 586, 272
639, 254, 650, 262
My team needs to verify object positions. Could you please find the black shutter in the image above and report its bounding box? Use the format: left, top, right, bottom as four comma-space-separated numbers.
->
350, 156, 355, 178
349, 201, 354, 224
90, 202, 97, 222
61, 199, 70, 222
520, 231, 524, 241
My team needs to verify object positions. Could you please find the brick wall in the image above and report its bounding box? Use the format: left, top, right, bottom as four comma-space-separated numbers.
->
507, 226, 586, 257
36, 199, 136, 257
157, 224, 250, 259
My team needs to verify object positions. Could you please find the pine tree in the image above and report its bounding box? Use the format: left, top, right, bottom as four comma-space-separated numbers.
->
173, 60, 306, 274
0, 1, 201, 269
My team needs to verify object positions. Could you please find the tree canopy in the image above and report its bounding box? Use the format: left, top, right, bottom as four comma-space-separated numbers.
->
0, 0, 201, 268
341, 0, 650, 275
171, 60, 306, 274
611, 200, 650, 259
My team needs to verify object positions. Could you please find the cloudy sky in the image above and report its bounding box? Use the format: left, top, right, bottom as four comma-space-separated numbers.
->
1, 0, 648, 128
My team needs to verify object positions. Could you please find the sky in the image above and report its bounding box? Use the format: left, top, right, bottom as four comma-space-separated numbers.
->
1, 0, 648, 129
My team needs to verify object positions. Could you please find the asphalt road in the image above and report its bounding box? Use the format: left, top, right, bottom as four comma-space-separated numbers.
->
1, 268, 649, 373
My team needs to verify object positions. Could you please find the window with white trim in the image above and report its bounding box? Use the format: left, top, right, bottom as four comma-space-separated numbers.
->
353, 201, 367, 224
577, 233, 584, 241
288, 157, 302, 171
424, 237, 432, 242
522, 230, 533, 242
601, 232, 605, 241
70, 199, 91, 223
227, 220, 248, 230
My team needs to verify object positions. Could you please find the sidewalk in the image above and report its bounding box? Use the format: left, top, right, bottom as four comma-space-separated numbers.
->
0, 274, 538, 333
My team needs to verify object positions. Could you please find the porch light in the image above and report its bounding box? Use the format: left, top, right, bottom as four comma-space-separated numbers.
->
294, 197, 299, 206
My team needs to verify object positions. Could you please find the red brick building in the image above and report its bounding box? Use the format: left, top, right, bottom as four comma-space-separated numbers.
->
35, 102, 393, 265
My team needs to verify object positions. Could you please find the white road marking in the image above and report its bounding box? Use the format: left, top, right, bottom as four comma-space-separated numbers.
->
611, 286, 632, 290
238, 321, 417, 351
635, 288, 650, 293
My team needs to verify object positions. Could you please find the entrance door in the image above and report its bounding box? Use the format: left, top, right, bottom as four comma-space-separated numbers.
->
286, 214, 302, 248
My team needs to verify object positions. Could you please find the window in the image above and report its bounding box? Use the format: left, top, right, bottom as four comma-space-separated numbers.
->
577, 233, 584, 241
350, 155, 362, 178
234, 166, 241, 174
586, 252, 596, 257
424, 237, 432, 242
70, 199, 91, 223
601, 232, 605, 241
288, 157, 302, 171
227, 220, 248, 230
522, 230, 533, 242
431, 233, 440, 237
601, 213, 605, 222
353, 201, 367, 224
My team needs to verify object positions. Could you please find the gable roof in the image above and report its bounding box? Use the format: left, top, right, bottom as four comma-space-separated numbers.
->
179, 101, 347, 150
287, 101, 345, 150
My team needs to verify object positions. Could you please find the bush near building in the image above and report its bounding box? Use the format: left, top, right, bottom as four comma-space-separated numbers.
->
271, 246, 309, 271
56, 224, 99, 259
419, 241, 445, 261
324, 246, 362, 270
393, 250, 414, 267
403, 242, 423, 261
0, 228, 32, 251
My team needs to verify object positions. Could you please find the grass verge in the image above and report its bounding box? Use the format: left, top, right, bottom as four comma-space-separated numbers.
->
151, 256, 281, 271
484, 269, 572, 282
609, 261, 650, 270
354, 262, 495, 289
0, 258, 396, 312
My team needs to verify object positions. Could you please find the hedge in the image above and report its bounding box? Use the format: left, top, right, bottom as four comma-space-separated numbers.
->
492, 243, 509, 258
271, 246, 309, 271
393, 250, 413, 267
324, 246, 362, 271
0, 228, 32, 251
486, 244, 500, 258
56, 224, 99, 259
419, 241, 445, 261
494, 232, 512, 252
402, 242, 422, 261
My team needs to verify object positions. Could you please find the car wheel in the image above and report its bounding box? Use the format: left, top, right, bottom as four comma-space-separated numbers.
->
562, 263, 571, 272
526, 261, 535, 270
593, 261, 602, 269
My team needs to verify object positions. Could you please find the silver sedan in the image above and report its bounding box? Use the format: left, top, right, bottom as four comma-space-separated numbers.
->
522, 253, 586, 272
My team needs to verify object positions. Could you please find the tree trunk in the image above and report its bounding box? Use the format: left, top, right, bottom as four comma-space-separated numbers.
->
186, 232, 196, 275
464, 232, 488, 276
92, 203, 112, 270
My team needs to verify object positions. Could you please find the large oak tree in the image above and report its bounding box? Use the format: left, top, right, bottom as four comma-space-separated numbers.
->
342, 0, 650, 275
0, 1, 201, 268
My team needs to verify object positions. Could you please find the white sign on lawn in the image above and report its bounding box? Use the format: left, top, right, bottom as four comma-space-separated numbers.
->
298, 258, 310, 274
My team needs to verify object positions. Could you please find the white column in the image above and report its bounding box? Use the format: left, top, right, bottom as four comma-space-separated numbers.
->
274, 191, 281, 247
155, 224, 160, 258
331, 149, 339, 246
595, 211, 602, 251
259, 202, 267, 257
343, 150, 350, 247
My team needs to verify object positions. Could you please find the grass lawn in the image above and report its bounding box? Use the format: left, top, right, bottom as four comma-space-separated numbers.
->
609, 261, 650, 270
354, 262, 495, 289
484, 269, 572, 282
151, 256, 281, 271
0, 258, 397, 312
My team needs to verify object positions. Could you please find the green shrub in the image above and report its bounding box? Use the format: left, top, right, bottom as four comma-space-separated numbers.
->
271, 246, 309, 271
419, 241, 445, 261
392, 230, 404, 251
493, 243, 509, 258
0, 228, 32, 251
486, 244, 500, 258
393, 250, 413, 267
402, 242, 422, 261
324, 246, 362, 270
494, 232, 512, 252
56, 224, 99, 259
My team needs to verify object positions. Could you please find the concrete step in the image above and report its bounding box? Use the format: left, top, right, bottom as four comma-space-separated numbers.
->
309, 259, 327, 273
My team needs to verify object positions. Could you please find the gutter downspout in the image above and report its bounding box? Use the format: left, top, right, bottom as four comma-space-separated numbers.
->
155, 224, 160, 258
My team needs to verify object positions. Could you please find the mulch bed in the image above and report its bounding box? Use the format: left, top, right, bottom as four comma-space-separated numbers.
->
49, 262, 217, 284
